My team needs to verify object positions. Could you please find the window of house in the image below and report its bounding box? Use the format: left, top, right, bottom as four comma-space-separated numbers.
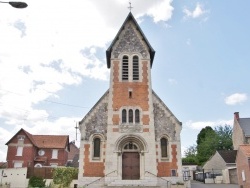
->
52, 149, 58, 159
16, 146, 23, 156
129, 109, 133, 123
14, 162, 23, 168
93, 137, 101, 158
122, 109, 127, 123
135, 109, 140, 123
160, 137, 168, 158
133, 56, 139, 80
171, 169, 177, 177
122, 56, 129, 80
17, 135, 25, 144
50, 163, 58, 167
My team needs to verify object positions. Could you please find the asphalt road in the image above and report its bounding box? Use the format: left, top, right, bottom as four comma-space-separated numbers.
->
191, 181, 239, 188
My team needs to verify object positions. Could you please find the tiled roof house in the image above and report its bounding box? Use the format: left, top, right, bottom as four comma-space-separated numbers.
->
233, 112, 250, 150
5, 128, 70, 168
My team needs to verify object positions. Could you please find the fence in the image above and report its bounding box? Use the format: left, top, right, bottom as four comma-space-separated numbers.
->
27, 167, 78, 180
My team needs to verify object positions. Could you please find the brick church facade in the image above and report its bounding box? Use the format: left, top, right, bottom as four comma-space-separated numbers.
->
78, 12, 183, 186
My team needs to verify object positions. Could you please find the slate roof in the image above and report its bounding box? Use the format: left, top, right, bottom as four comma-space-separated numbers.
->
0, 162, 7, 168
106, 12, 155, 68
238, 118, 250, 136
238, 145, 250, 157
218, 150, 237, 163
6, 128, 69, 149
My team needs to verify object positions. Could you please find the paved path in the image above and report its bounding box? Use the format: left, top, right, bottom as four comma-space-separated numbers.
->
191, 181, 238, 188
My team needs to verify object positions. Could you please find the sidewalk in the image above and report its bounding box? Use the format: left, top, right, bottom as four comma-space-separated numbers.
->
191, 181, 238, 188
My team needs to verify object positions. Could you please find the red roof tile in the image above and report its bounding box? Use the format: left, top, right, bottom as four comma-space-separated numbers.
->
32, 135, 69, 149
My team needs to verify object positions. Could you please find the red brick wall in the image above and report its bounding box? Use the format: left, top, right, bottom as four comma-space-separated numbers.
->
83, 144, 104, 177
6, 130, 35, 168
6, 145, 35, 168
157, 144, 178, 177
112, 61, 150, 122
236, 149, 250, 188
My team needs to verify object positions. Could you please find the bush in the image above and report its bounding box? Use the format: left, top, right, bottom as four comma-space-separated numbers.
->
28, 176, 46, 187
53, 167, 78, 188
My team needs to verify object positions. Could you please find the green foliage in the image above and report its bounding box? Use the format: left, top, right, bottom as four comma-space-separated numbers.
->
53, 167, 78, 188
182, 145, 198, 164
196, 126, 214, 145
183, 125, 233, 166
215, 125, 233, 150
28, 176, 46, 188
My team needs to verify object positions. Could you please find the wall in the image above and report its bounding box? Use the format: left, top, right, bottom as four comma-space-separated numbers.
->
236, 148, 250, 188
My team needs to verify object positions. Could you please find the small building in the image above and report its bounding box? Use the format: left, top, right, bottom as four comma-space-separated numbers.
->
5, 128, 70, 168
67, 141, 79, 167
236, 145, 250, 188
233, 112, 250, 150
202, 150, 237, 184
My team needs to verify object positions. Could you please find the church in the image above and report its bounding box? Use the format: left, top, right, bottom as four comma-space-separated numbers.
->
78, 12, 183, 187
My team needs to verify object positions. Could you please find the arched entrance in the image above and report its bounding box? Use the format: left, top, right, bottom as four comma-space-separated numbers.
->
115, 135, 148, 180
122, 143, 140, 179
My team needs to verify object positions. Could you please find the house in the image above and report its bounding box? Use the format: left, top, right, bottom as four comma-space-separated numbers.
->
236, 145, 250, 188
66, 141, 79, 167
78, 12, 182, 187
202, 150, 237, 184
0, 162, 7, 168
232, 112, 250, 150
5, 128, 70, 168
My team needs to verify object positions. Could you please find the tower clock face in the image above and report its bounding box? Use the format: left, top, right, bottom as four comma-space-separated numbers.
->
38, 149, 45, 156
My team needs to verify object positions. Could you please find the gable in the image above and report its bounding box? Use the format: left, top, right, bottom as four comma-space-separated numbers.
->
79, 90, 109, 141
203, 151, 227, 170
106, 12, 155, 68
5, 128, 35, 146
152, 90, 182, 141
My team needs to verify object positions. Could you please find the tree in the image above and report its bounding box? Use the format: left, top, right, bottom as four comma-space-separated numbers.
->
195, 125, 233, 165
214, 125, 233, 150
182, 145, 198, 164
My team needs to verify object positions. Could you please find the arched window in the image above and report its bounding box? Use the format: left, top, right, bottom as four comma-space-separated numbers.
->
161, 137, 168, 158
129, 109, 133, 123
133, 56, 139, 80
135, 109, 140, 123
122, 56, 129, 80
93, 137, 101, 158
122, 109, 127, 123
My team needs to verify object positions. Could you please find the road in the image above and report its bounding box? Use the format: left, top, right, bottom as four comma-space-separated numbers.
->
191, 181, 239, 188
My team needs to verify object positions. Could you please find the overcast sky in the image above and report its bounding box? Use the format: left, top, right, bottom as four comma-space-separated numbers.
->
0, 0, 250, 162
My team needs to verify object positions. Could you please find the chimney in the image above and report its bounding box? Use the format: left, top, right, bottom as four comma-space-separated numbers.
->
234, 112, 239, 120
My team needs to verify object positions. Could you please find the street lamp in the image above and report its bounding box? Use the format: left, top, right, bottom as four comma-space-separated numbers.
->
0, 1, 28, 8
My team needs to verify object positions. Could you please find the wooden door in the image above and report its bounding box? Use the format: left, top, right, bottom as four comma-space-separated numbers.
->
122, 152, 140, 180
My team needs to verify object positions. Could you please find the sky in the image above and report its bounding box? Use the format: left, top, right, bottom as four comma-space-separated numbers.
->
0, 0, 250, 162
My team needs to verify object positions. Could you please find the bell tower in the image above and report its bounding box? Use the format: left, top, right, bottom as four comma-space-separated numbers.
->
105, 12, 158, 180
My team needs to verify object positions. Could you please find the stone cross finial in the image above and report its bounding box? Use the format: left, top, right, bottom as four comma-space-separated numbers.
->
128, 1, 133, 12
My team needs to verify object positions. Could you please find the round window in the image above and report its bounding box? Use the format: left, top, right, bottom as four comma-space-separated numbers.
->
38, 149, 45, 156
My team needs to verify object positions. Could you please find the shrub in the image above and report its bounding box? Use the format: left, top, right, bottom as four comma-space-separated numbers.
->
53, 167, 78, 188
28, 176, 46, 188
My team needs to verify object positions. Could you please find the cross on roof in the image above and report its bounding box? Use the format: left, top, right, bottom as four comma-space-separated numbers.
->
128, 1, 133, 12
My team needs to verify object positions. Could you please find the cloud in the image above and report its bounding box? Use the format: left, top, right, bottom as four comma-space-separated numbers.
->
183, 3, 207, 19
225, 93, 248, 105
146, 0, 174, 23
168, 78, 177, 85
185, 119, 233, 130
